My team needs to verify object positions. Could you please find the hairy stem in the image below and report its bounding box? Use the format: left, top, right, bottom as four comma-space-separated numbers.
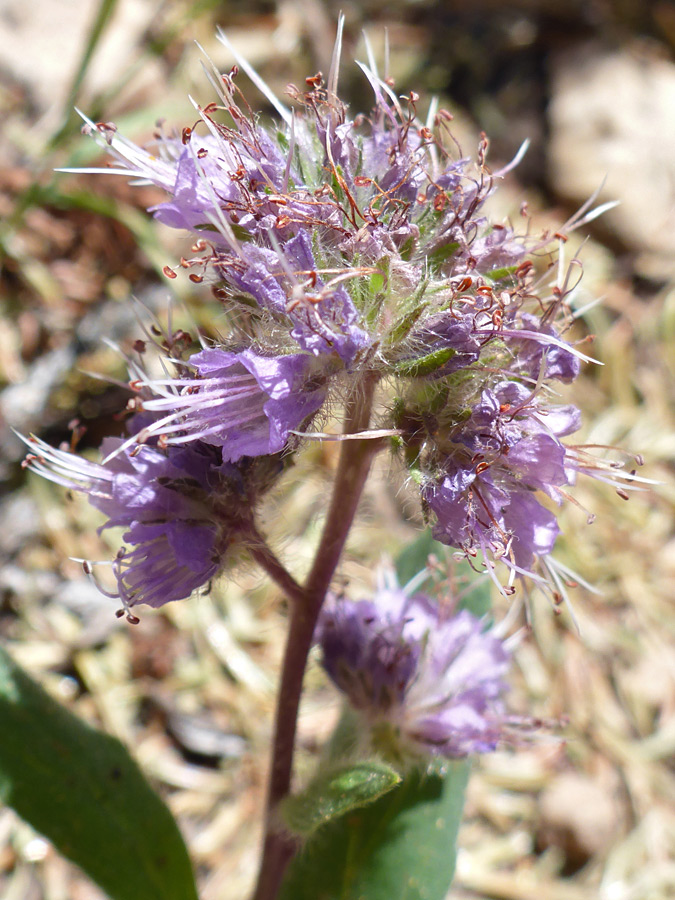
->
251, 374, 380, 900
248, 537, 307, 608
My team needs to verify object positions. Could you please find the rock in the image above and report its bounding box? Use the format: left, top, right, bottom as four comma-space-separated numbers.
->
548, 41, 675, 281
0, 345, 74, 470
0, 0, 158, 117
0, 494, 40, 556
538, 771, 626, 869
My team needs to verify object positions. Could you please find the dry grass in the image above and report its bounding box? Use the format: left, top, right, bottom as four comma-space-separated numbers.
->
1, 3, 673, 899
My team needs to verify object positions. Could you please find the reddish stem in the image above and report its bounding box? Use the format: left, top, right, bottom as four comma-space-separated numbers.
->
251, 374, 380, 900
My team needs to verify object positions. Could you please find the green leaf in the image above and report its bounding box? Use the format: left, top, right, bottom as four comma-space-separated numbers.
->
393, 347, 456, 378
279, 762, 470, 900
281, 761, 401, 837
369, 271, 385, 294
386, 301, 430, 345
395, 529, 441, 586
428, 241, 459, 269
486, 264, 518, 281
0, 644, 198, 900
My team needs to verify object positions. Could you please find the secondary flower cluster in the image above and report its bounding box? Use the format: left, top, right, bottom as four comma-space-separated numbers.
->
22, 422, 284, 620
316, 568, 516, 760
24, 30, 639, 610
21, 323, 294, 617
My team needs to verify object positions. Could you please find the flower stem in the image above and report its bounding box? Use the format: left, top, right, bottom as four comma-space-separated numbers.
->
248, 536, 307, 608
251, 374, 381, 900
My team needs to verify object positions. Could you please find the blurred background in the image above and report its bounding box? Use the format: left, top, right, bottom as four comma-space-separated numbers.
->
1, 1, 674, 898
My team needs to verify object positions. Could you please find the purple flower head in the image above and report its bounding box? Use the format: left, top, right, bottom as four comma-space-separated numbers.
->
128, 346, 328, 461
63, 24, 641, 605
21, 434, 256, 615
71, 32, 540, 375
316, 570, 512, 759
420, 383, 579, 575
456, 223, 528, 272
231, 231, 371, 364
424, 468, 560, 573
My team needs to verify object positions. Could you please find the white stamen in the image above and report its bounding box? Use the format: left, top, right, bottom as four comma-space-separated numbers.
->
290, 428, 402, 441
216, 29, 292, 125
494, 139, 530, 178
327, 13, 346, 104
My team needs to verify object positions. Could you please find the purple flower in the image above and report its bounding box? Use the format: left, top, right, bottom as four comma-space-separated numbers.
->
401, 310, 482, 375
62, 28, 639, 601
507, 313, 581, 383
425, 469, 560, 572
71, 47, 532, 371
21, 434, 249, 614
457, 224, 527, 272
316, 571, 512, 759
130, 346, 328, 461
231, 232, 371, 364
421, 382, 576, 574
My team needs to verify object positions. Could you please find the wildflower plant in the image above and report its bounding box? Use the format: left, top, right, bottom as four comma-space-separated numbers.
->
2, 17, 650, 900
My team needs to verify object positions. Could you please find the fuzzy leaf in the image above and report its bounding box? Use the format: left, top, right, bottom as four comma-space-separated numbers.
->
279, 762, 470, 900
281, 761, 401, 837
386, 301, 430, 345
393, 347, 456, 378
369, 271, 385, 294
0, 644, 198, 900
428, 241, 459, 268
486, 264, 518, 281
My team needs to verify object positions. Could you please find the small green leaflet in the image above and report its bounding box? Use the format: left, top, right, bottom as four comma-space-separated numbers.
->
279, 762, 470, 900
393, 347, 456, 378
281, 761, 401, 838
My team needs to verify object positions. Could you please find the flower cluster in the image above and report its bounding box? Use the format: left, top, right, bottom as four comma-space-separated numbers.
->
25, 26, 641, 610
128, 346, 328, 460
316, 568, 515, 760
21, 424, 282, 619
21, 325, 292, 616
